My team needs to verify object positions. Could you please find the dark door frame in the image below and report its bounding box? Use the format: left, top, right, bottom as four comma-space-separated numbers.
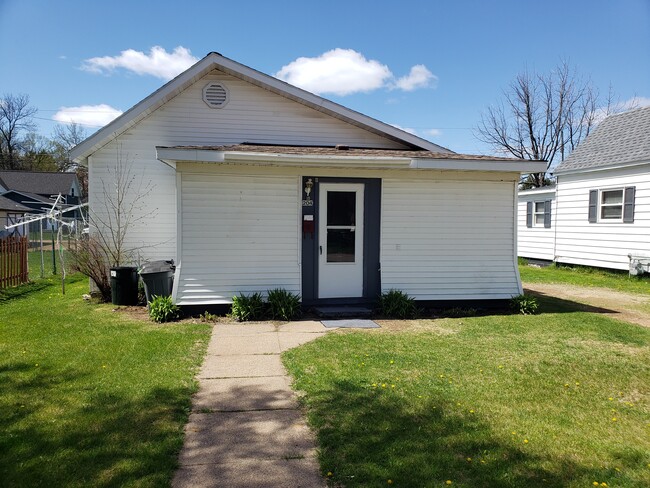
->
300, 176, 381, 306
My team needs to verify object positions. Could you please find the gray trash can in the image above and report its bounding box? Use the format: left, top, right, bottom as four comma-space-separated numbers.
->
139, 260, 175, 304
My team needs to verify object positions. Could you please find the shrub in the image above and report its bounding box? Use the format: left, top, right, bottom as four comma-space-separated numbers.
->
378, 289, 417, 319
510, 294, 539, 315
267, 288, 301, 321
230, 292, 265, 321
444, 307, 478, 318
149, 295, 180, 323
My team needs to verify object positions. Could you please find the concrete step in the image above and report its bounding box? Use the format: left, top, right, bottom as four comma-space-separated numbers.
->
312, 306, 373, 319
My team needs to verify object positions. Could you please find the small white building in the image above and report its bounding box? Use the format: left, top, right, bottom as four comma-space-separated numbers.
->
71, 53, 543, 307
517, 187, 556, 261
518, 106, 650, 272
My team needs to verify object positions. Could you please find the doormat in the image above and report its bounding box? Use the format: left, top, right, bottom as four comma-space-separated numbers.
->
321, 319, 380, 329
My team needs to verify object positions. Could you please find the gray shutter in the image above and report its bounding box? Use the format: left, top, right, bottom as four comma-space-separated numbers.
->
588, 190, 598, 223
544, 199, 552, 228
623, 186, 636, 223
526, 201, 533, 228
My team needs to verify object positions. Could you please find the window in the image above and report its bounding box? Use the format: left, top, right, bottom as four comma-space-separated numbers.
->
600, 189, 623, 220
588, 187, 635, 223
533, 202, 545, 226
526, 200, 551, 228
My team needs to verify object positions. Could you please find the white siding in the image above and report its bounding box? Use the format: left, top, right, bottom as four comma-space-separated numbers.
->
88, 68, 409, 264
381, 178, 521, 300
555, 165, 650, 270
517, 190, 556, 261
175, 172, 300, 305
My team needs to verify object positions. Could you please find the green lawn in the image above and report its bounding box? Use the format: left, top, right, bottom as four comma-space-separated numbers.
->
0, 278, 211, 487
284, 303, 650, 487
520, 261, 650, 296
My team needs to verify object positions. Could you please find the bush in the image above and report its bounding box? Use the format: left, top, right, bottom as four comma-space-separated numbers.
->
230, 292, 265, 321
267, 288, 301, 321
69, 236, 111, 302
378, 289, 417, 319
510, 294, 539, 315
149, 295, 180, 323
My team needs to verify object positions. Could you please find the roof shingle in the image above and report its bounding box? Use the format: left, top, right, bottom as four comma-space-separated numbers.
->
0, 171, 77, 196
555, 106, 650, 173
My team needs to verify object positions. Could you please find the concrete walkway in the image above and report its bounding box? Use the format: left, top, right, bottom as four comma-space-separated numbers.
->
173, 321, 332, 488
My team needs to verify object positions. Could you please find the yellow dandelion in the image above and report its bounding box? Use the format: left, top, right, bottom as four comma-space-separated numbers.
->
469, 409, 475, 414
457, 402, 461, 406
612, 417, 617, 422
440, 374, 445, 378
480, 460, 486, 464
608, 397, 613, 401
511, 431, 517, 435
390, 360, 394, 364
600, 483, 607, 487
466, 457, 472, 462
372, 383, 377, 387
387, 480, 393, 485
564, 383, 570, 388
382, 384, 387, 388
446, 481, 452, 485
593, 483, 599, 487
327, 471, 333, 477
523, 439, 529, 444
575, 382, 580, 386
391, 384, 396, 388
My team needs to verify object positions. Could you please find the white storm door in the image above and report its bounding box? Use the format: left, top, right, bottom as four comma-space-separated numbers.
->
318, 183, 364, 298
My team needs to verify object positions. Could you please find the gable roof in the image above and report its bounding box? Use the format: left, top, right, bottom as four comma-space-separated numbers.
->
0, 194, 31, 212
555, 106, 650, 174
71, 52, 451, 163
0, 170, 78, 196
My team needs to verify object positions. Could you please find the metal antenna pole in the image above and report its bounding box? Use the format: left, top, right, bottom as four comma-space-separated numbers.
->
40, 219, 45, 278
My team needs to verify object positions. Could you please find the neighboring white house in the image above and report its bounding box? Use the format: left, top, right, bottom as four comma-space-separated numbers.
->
517, 106, 650, 272
71, 52, 543, 307
517, 186, 556, 261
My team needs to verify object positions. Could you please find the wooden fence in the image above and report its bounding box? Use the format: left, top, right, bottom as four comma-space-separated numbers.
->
0, 236, 29, 288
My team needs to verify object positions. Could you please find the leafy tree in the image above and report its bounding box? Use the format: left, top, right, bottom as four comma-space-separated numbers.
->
19, 132, 58, 171
0, 94, 37, 169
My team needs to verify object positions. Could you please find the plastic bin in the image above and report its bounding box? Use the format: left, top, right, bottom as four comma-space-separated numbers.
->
110, 266, 139, 305
139, 260, 175, 304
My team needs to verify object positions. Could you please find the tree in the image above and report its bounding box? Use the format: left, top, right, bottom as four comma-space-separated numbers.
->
476, 62, 600, 188
71, 145, 157, 301
51, 123, 88, 195
19, 132, 58, 171
0, 93, 37, 169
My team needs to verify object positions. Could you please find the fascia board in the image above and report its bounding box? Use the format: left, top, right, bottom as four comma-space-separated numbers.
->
411, 159, 548, 173
553, 159, 650, 176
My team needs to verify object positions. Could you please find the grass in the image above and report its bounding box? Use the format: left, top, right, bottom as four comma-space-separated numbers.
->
0, 277, 212, 487
283, 301, 650, 487
519, 260, 650, 295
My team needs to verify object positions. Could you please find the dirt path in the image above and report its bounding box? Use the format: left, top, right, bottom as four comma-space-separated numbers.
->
524, 282, 650, 328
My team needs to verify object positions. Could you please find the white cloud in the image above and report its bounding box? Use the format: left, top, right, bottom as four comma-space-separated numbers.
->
276, 49, 391, 96
392, 65, 437, 91
276, 49, 437, 96
81, 46, 198, 81
425, 128, 442, 137
53, 104, 123, 127
391, 124, 417, 135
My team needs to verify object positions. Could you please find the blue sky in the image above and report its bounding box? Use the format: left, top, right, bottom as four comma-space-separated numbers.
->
1, 0, 648, 154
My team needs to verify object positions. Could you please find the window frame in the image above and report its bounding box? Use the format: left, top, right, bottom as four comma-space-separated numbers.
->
598, 188, 624, 222
532, 201, 545, 227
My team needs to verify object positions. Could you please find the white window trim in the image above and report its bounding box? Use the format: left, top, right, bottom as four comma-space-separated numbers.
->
598, 188, 624, 223
532, 201, 545, 227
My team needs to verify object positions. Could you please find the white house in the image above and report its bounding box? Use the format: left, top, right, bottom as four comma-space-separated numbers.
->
517, 186, 556, 261
517, 106, 650, 272
71, 52, 544, 307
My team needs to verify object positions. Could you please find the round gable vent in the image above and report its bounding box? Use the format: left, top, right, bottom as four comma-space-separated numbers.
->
202, 82, 229, 108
